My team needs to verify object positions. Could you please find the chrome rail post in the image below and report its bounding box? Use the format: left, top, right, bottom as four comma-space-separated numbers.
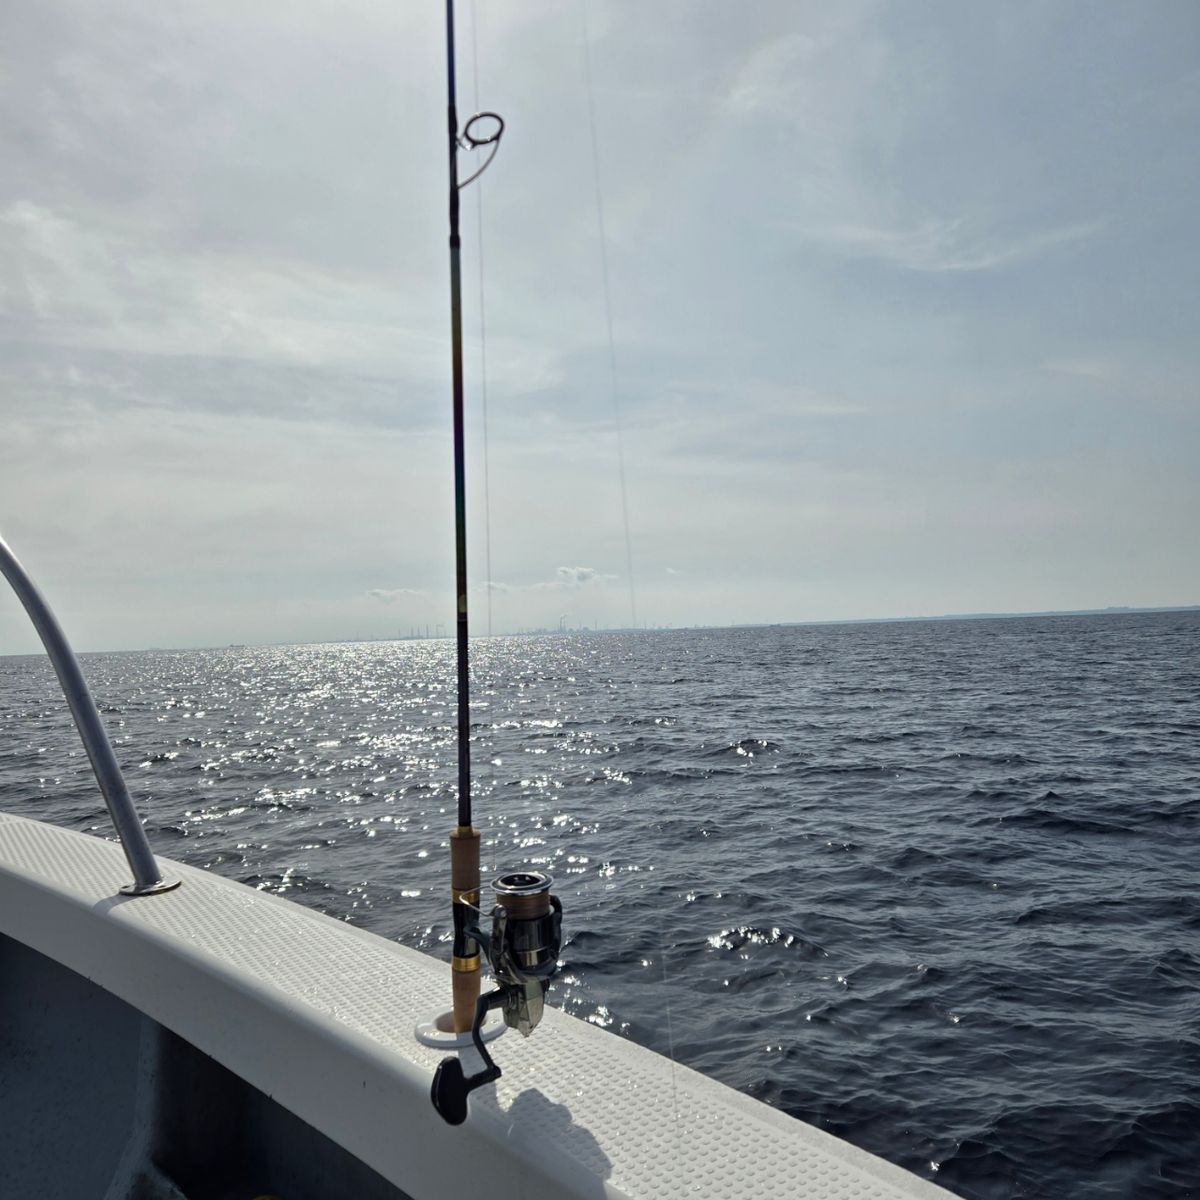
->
0, 534, 179, 895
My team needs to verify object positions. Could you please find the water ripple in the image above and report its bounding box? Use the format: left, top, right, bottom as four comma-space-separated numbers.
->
1, 611, 1198, 1198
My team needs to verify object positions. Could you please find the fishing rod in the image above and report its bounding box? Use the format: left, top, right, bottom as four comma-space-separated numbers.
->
427, 0, 563, 1126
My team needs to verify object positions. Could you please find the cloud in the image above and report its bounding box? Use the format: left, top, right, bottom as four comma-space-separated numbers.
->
1040, 358, 1114, 381
492, 567, 615, 593
554, 566, 599, 587
0, 200, 449, 384
716, 19, 1109, 276
528, 566, 605, 591
366, 587, 426, 604
468, 566, 614, 595
816, 217, 1106, 273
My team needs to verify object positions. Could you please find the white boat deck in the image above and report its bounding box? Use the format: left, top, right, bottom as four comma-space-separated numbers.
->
0, 811, 954, 1199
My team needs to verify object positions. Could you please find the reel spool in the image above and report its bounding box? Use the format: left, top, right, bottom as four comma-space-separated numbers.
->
489, 871, 562, 1037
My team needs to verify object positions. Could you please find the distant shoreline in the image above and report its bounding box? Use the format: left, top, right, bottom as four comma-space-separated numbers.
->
517, 604, 1200, 637
747, 603, 1200, 630
2, 603, 1197, 657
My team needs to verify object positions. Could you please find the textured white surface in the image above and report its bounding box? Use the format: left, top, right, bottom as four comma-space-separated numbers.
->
0, 813, 954, 1200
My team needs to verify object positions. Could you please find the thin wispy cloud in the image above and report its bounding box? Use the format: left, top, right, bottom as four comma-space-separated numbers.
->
476, 568, 615, 597
817, 217, 1106, 273
367, 588, 426, 603
499, 567, 617, 593
0, 200, 445, 377
1040, 358, 1114, 381
716, 15, 1107, 277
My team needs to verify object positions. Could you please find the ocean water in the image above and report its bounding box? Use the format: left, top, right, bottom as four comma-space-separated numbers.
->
1, 611, 1197, 1198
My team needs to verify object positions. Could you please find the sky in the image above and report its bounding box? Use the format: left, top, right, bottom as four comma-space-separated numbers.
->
1, 0, 1198, 653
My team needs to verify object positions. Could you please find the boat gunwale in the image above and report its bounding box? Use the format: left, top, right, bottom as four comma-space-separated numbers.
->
0, 812, 954, 1200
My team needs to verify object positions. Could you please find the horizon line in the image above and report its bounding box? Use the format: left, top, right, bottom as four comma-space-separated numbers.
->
2, 602, 1197, 659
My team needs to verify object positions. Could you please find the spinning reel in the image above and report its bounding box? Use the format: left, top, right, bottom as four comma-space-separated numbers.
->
431, 870, 563, 1125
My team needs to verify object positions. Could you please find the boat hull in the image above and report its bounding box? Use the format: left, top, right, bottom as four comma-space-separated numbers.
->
0, 813, 953, 1199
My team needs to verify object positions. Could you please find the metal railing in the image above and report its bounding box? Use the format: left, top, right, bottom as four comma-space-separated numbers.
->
0, 534, 179, 895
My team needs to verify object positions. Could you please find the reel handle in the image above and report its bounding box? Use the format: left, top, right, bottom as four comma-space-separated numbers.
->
431, 990, 502, 1125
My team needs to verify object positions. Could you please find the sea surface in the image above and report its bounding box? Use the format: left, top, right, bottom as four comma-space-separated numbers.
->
1, 612, 1198, 1198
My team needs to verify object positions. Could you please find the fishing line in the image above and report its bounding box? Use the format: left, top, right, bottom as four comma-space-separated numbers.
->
580, 8, 682, 1184
579, 2, 638, 633
469, 0, 494, 639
